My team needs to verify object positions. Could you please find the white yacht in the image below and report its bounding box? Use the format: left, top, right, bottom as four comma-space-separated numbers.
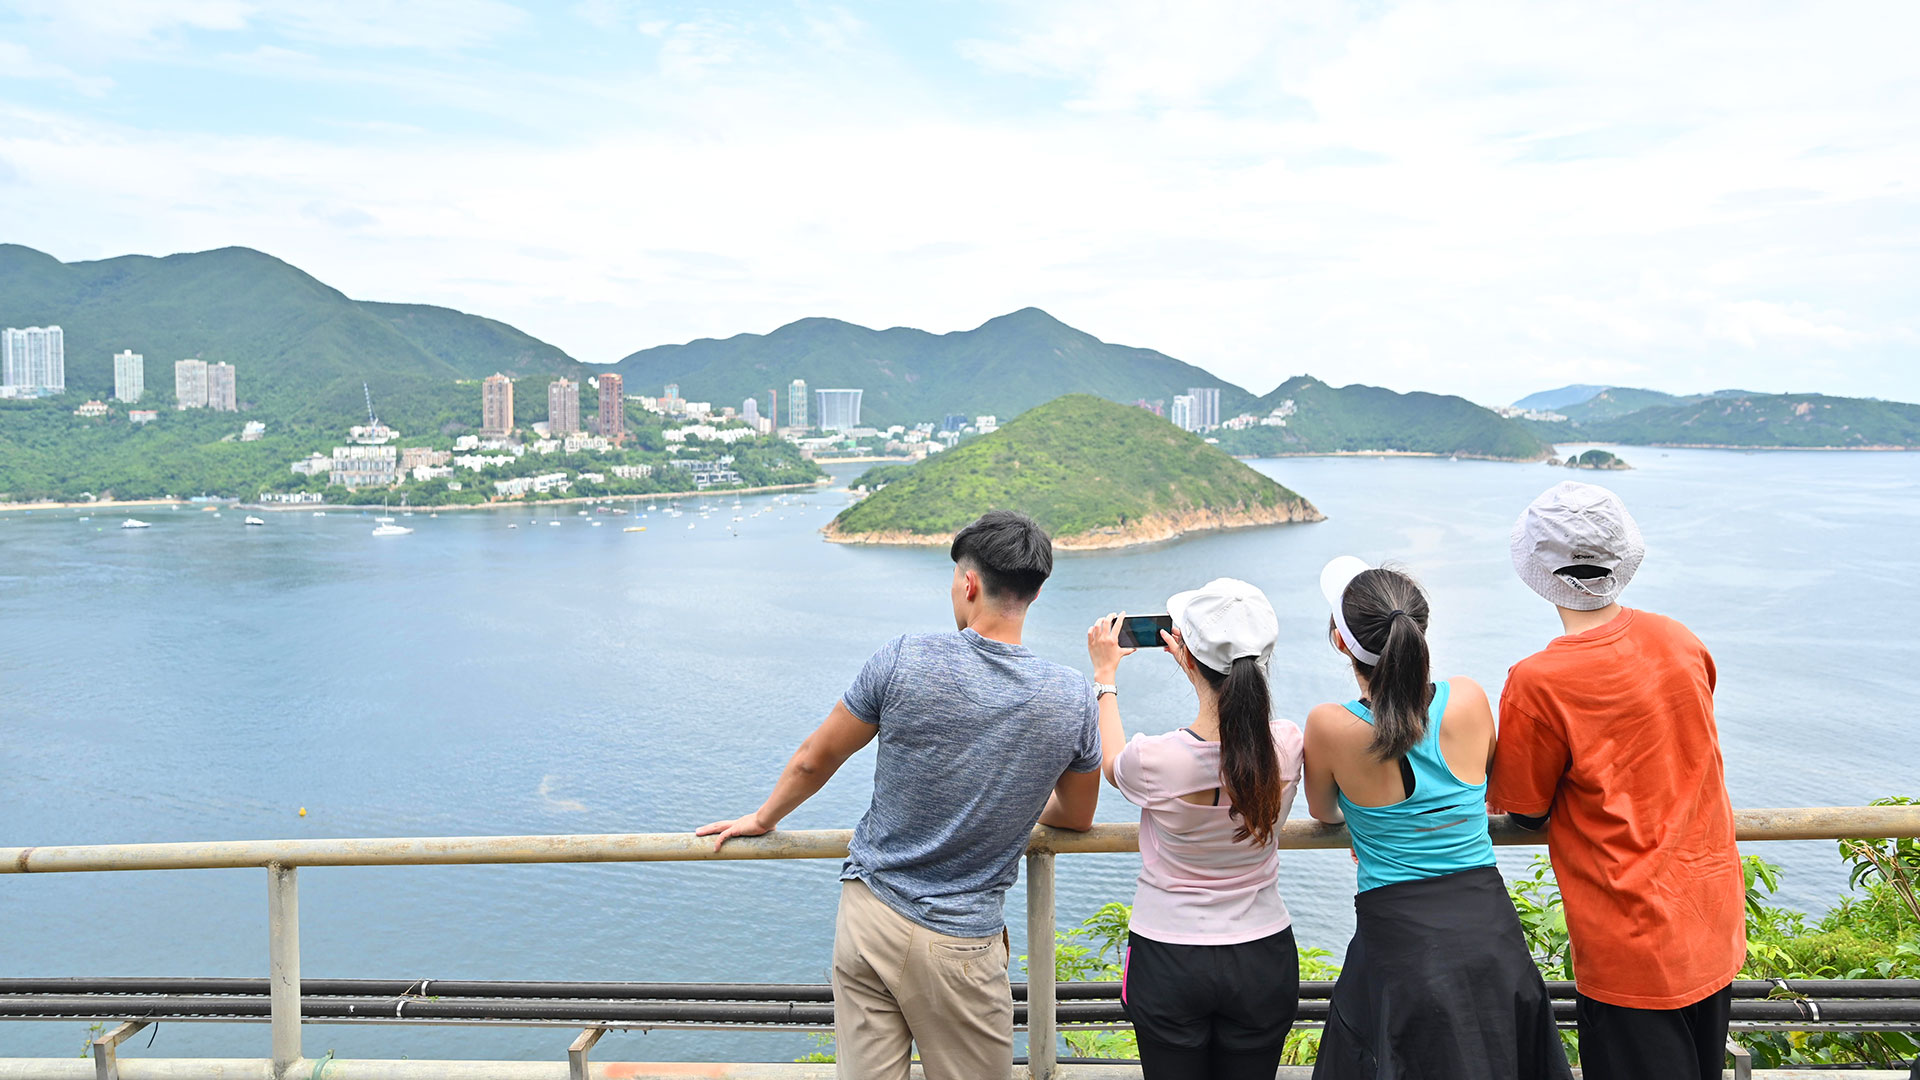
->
244, 516, 266, 526
120, 518, 150, 529
372, 523, 413, 537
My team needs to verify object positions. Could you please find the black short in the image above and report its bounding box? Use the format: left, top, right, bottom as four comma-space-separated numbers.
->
1121, 925, 1299, 1078
1575, 984, 1734, 1080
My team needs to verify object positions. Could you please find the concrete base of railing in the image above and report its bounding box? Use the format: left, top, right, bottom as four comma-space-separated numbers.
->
0, 1062, 1908, 1080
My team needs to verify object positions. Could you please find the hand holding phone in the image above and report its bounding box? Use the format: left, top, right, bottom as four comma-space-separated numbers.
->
1119, 614, 1174, 650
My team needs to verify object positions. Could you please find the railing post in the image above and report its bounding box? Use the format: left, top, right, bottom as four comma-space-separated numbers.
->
1025, 849, 1057, 1080
268, 863, 302, 1078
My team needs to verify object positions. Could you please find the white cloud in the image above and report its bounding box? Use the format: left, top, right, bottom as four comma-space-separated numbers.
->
0, 42, 114, 95
0, 0, 1916, 406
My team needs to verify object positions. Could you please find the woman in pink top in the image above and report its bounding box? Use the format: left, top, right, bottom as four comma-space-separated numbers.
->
1087, 577, 1305, 1079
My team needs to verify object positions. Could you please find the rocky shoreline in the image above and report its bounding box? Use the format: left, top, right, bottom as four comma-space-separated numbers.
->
823, 498, 1324, 551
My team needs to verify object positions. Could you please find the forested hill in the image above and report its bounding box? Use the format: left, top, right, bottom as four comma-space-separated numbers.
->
1550, 393, 1920, 448
827, 394, 1320, 546
1212, 375, 1555, 460
611, 307, 1259, 427
0, 244, 579, 422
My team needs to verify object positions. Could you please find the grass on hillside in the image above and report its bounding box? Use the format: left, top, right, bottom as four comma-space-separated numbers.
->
831, 394, 1309, 538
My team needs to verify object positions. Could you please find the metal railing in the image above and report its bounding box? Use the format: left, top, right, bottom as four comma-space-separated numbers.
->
3, 805, 1919, 1080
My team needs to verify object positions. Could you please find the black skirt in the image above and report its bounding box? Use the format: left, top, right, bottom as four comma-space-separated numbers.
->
1312, 865, 1573, 1080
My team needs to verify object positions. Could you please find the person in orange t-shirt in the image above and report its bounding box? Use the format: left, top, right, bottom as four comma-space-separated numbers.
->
1489, 481, 1746, 1080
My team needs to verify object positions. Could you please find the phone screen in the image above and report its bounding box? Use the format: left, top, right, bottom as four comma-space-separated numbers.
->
1119, 614, 1174, 649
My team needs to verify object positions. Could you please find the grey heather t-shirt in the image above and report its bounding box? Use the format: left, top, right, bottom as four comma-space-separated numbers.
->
840, 629, 1101, 938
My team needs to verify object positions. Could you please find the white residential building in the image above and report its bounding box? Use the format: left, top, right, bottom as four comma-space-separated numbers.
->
1170, 394, 1196, 432
973, 415, 997, 434
207, 362, 237, 411
2, 326, 65, 395
1186, 387, 1221, 431
174, 359, 209, 408
611, 464, 654, 480
329, 445, 398, 488
815, 388, 863, 432
494, 472, 571, 497
291, 454, 331, 477
412, 465, 454, 482
113, 350, 144, 403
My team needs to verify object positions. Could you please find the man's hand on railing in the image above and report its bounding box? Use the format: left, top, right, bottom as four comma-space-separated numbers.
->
695, 812, 775, 852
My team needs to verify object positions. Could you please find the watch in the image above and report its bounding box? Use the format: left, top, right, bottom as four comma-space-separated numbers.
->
1093, 682, 1118, 699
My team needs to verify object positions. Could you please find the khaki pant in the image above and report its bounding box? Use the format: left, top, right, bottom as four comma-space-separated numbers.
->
831, 878, 1013, 1080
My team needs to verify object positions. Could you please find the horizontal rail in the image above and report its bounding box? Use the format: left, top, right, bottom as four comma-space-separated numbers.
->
5, 989, 1917, 1028
3, 806, 1916, 874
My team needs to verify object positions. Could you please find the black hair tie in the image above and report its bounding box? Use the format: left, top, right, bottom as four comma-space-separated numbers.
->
1388, 609, 1407, 619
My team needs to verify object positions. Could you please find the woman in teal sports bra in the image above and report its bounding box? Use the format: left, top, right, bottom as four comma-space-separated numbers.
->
1302, 557, 1570, 1080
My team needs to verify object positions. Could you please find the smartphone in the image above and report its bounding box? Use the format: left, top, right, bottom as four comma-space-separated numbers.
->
1118, 614, 1174, 649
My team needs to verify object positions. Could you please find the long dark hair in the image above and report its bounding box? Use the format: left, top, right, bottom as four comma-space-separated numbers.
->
1339, 567, 1432, 761
1196, 656, 1284, 846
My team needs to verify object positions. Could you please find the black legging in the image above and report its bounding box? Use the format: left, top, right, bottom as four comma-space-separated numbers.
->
1122, 926, 1300, 1080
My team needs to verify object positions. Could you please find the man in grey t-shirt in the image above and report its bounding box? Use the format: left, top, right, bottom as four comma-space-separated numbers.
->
699, 511, 1102, 1079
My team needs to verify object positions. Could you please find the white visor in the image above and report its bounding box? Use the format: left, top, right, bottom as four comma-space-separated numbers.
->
1319, 555, 1381, 666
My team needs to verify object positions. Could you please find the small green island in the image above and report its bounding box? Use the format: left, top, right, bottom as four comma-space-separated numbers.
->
1551, 448, 1632, 470
825, 394, 1323, 550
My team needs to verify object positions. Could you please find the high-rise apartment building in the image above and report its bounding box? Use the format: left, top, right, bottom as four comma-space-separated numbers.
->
174, 359, 209, 409
663, 382, 681, 413
1, 326, 65, 395
1186, 387, 1220, 431
482, 373, 515, 435
207, 362, 237, 411
548, 377, 580, 435
742, 396, 760, 424
599, 373, 625, 443
1171, 394, 1196, 432
814, 388, 863, 432
113, 350, 144, 403
787, 379, 808, 428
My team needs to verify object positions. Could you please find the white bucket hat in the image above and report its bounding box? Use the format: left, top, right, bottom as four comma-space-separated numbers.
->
1510, 481, 1645, 611
1167, 577, 1278, 675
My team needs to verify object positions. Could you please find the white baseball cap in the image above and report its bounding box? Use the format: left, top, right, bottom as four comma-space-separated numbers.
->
1166, 578, 1278, 674
1510, 481, 1645, 611
1319, 555, 1382, 665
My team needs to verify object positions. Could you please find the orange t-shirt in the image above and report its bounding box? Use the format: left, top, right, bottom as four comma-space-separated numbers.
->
1489, 608, 1746, 1010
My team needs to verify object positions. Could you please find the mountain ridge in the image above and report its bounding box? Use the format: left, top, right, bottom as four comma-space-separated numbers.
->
610, 306, 1261, 426
0, 244, 580, 422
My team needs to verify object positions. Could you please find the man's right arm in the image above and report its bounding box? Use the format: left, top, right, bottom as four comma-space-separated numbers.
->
695, 700, 877, 850
1038, 766, 1100, 832
1485, 681, 1566, 826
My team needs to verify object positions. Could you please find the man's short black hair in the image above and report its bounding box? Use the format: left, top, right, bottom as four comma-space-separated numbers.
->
950, 510, 1053, 602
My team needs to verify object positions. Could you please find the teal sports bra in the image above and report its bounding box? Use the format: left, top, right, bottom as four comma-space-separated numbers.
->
1335, 681, 1497, 892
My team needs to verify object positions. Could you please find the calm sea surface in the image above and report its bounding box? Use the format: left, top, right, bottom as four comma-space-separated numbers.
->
2, 448, 1917, 1061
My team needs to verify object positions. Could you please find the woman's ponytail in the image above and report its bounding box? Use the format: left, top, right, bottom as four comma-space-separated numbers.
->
1339, 568, 1433, 761
1200, 654, 1283, 846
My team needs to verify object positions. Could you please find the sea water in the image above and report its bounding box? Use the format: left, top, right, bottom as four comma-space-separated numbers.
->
1, 448, 1916, 1061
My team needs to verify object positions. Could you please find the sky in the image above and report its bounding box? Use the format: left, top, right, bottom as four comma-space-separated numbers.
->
1, 1, 1917, 406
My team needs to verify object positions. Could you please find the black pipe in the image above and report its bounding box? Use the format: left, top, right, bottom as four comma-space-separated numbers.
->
3, 977, 1915, 1001
3, 994, 1919, 1026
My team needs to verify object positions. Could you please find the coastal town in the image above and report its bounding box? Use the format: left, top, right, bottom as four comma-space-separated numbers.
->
2, 324, 1273, 509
